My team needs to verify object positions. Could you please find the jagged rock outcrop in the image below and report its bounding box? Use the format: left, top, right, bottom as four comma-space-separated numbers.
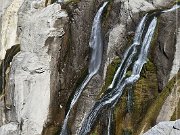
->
156, 79, 180, 123
0, 0, 22, 129
0, 1, 68, 135
0, 0, 23, 61
169, 28, 180, 80
154, 8, 180, 91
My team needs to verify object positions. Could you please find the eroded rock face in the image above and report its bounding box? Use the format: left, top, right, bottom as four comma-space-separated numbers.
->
0, 0, 23, 131
7, 52, 51, 135
152, 0, 175, 7
156, 80, 180, 123
0, 122, 19, 135
0, 0, 23, 61
0, 2, 68, 135
124, 0, 154, 13
169, 28, 180, 80
154, 9, 180, 91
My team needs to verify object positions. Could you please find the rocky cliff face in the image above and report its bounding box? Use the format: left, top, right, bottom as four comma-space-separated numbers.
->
0, 0, 179, 135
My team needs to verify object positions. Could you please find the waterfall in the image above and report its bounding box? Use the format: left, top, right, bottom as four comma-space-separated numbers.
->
108, 14, 147, 89
59, 2, 108, 135
127, 87, 133, 113
79, 16, 157, 135
107, 109, 113, 135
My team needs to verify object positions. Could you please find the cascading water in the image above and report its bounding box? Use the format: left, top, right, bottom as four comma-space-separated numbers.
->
108, 14, 147, 89
58, 3, 179, 135
162, 4, 180, 13
78, 16, 157, 135
106, 14, 147, 134
59, 2, 108, 135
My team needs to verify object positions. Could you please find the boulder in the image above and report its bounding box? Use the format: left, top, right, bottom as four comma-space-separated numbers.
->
144, 119, 180, 135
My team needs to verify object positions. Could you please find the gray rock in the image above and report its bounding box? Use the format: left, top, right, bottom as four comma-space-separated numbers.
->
169, 28, 180, 80
174, 119, 180, 130
124, 0, 155, 13
0, 97, 5, 126
0, 122, 19, 135
0, 2, 68, 135
0, 0, 23, 61
144, 121, 175, 135
154, 9, 180, 91
152, 0, 175, 7
156, 84, 180, 123
144, 119, 180, 135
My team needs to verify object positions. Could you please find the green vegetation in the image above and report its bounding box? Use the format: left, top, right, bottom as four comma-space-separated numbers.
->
114, 91, 129, 135
94, 28, 159, 134
126, 71, 132, 78
170, 0, 180, 7
171, 79, 180, 121
102, 0, 113, 24
149, 18, 159, 62
90, 120, 101, 135
113, 59, 158, 135
171, 100, 180, 121
97, 57, 121, 99
135, 72, 180, 135
123, 129, 133, 135
91, 130, 99, 135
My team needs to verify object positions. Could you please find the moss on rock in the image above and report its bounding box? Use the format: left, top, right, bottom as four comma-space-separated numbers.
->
170, 79, 180, 121
114, 92, 129, 135
91, 129, 99, 135
113, 59, 158, 135
97, 57, 121, 99
135, 72, 180, 134
171, 100, 180, 121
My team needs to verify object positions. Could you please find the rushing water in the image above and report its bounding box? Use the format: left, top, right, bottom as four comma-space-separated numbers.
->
162, 4, 180, 13
59, 2, 179, 135
79, 16, 157, 135
59, 2, 108, 135
108, 14, 147, 89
